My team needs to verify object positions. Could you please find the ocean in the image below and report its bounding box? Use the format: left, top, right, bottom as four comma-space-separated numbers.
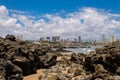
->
52, 45, 102, 54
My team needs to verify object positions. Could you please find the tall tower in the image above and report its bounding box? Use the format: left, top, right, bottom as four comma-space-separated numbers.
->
52, 36, 60, 42
78, 36, 81, 43
16, 35, 23, 40
102, 34, 106, 43
110, 35, 116, 43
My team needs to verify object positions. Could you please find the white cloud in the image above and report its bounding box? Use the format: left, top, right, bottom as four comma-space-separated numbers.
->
0, 5, 120, 40
0, 5, 8, 18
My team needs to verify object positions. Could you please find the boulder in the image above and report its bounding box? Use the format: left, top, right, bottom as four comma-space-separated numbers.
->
0, 58, 23, 80
47, 75, 59, 80
116, 67, 120, 75
13, 56, 36, 76
70, 53, 85, 64
39, 53, 57, 68
5, 34, 16, 41
73, 69, 81, 77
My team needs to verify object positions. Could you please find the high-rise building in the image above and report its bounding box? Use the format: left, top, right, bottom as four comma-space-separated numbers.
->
40, 37, 44, 42
110, 35, 116, 43
16, 35, 23, 40
78, 36, 81, 42
74, 38, 77, 42
67, 38, 69, 42
102, 34, 106, 43
52, 36, 60, 42
46, 37, 50, 41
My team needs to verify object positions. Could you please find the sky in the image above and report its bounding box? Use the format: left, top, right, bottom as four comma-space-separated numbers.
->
0, 0, 120, 40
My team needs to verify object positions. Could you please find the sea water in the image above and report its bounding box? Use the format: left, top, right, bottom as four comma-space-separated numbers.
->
64, 45, 102, 54
52, 45, 102, 54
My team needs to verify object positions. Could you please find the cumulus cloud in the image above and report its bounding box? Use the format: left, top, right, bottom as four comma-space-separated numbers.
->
0, 5, 120, 40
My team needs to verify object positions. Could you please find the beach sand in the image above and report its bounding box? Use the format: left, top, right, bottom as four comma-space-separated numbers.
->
23, 69, 43, 80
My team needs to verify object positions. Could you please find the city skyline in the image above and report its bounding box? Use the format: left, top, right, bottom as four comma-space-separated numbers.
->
0, 0, 120, 40
39, 34, 118, 42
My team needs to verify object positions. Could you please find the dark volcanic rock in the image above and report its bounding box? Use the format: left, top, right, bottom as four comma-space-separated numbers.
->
0, 57, 23, 80
70, 53, 85, 64
1, 34, 120, 80
39, 53, 57, 68
5, 34, 16, 41
56, 47, 71, 52
13, 56, 36, 76
0, 35, 58, 79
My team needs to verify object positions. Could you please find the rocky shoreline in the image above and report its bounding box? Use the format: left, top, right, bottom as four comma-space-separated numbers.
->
0, 35, 120, 80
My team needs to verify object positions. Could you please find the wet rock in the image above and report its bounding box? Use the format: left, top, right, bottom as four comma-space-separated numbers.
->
56, 47, 71, 52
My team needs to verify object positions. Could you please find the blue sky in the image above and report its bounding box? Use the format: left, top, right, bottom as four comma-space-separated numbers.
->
1, 0, 120, 14
0, 0, 120, 40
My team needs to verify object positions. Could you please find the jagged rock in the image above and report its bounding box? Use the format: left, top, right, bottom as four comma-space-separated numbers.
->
68, 67, 74, 74
113, 76, 120, 80
1, 34, 120, 80
47, 75, 59, 80
5, 34, 16, 41
104, 75, 120, 80
116, 67, 120, 75
39, 53, 57, 68
73, 69, 81, 77
103, 75, 115, 80
0, 57, 23, 80
13, 56, 36, 76
58, 73, 72, 80
70, 53, 85, 64
56, 47, 70, 52
93, 64, 108, 79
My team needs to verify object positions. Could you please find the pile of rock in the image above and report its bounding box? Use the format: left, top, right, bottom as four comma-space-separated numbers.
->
38, 42, 120, 80
0, 34, 57, 80
38, 54, 93, 80
1, 34, 120, 80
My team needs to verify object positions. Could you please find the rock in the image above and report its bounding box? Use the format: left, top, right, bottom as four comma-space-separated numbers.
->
116, 67, 120, 75
13, 56, 36, 76
94, 64, 108, 79
5, 34, 16, 41
0, 57, 23, 80
56, 47, 70, 52
39, 53, 57, 68
47, 74, 59, 80
103, 75, 115, 80
58, 73, 72, 80
1, 34, 120, 80
73, 74, 93, 80
95, 64, 106, 73
74, 69, 81, 77
95, 78, 103, 80
104, 75, 120, 80
70, 53, 85, 64
68, 67, 74, 74
114, 76, 120, 80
